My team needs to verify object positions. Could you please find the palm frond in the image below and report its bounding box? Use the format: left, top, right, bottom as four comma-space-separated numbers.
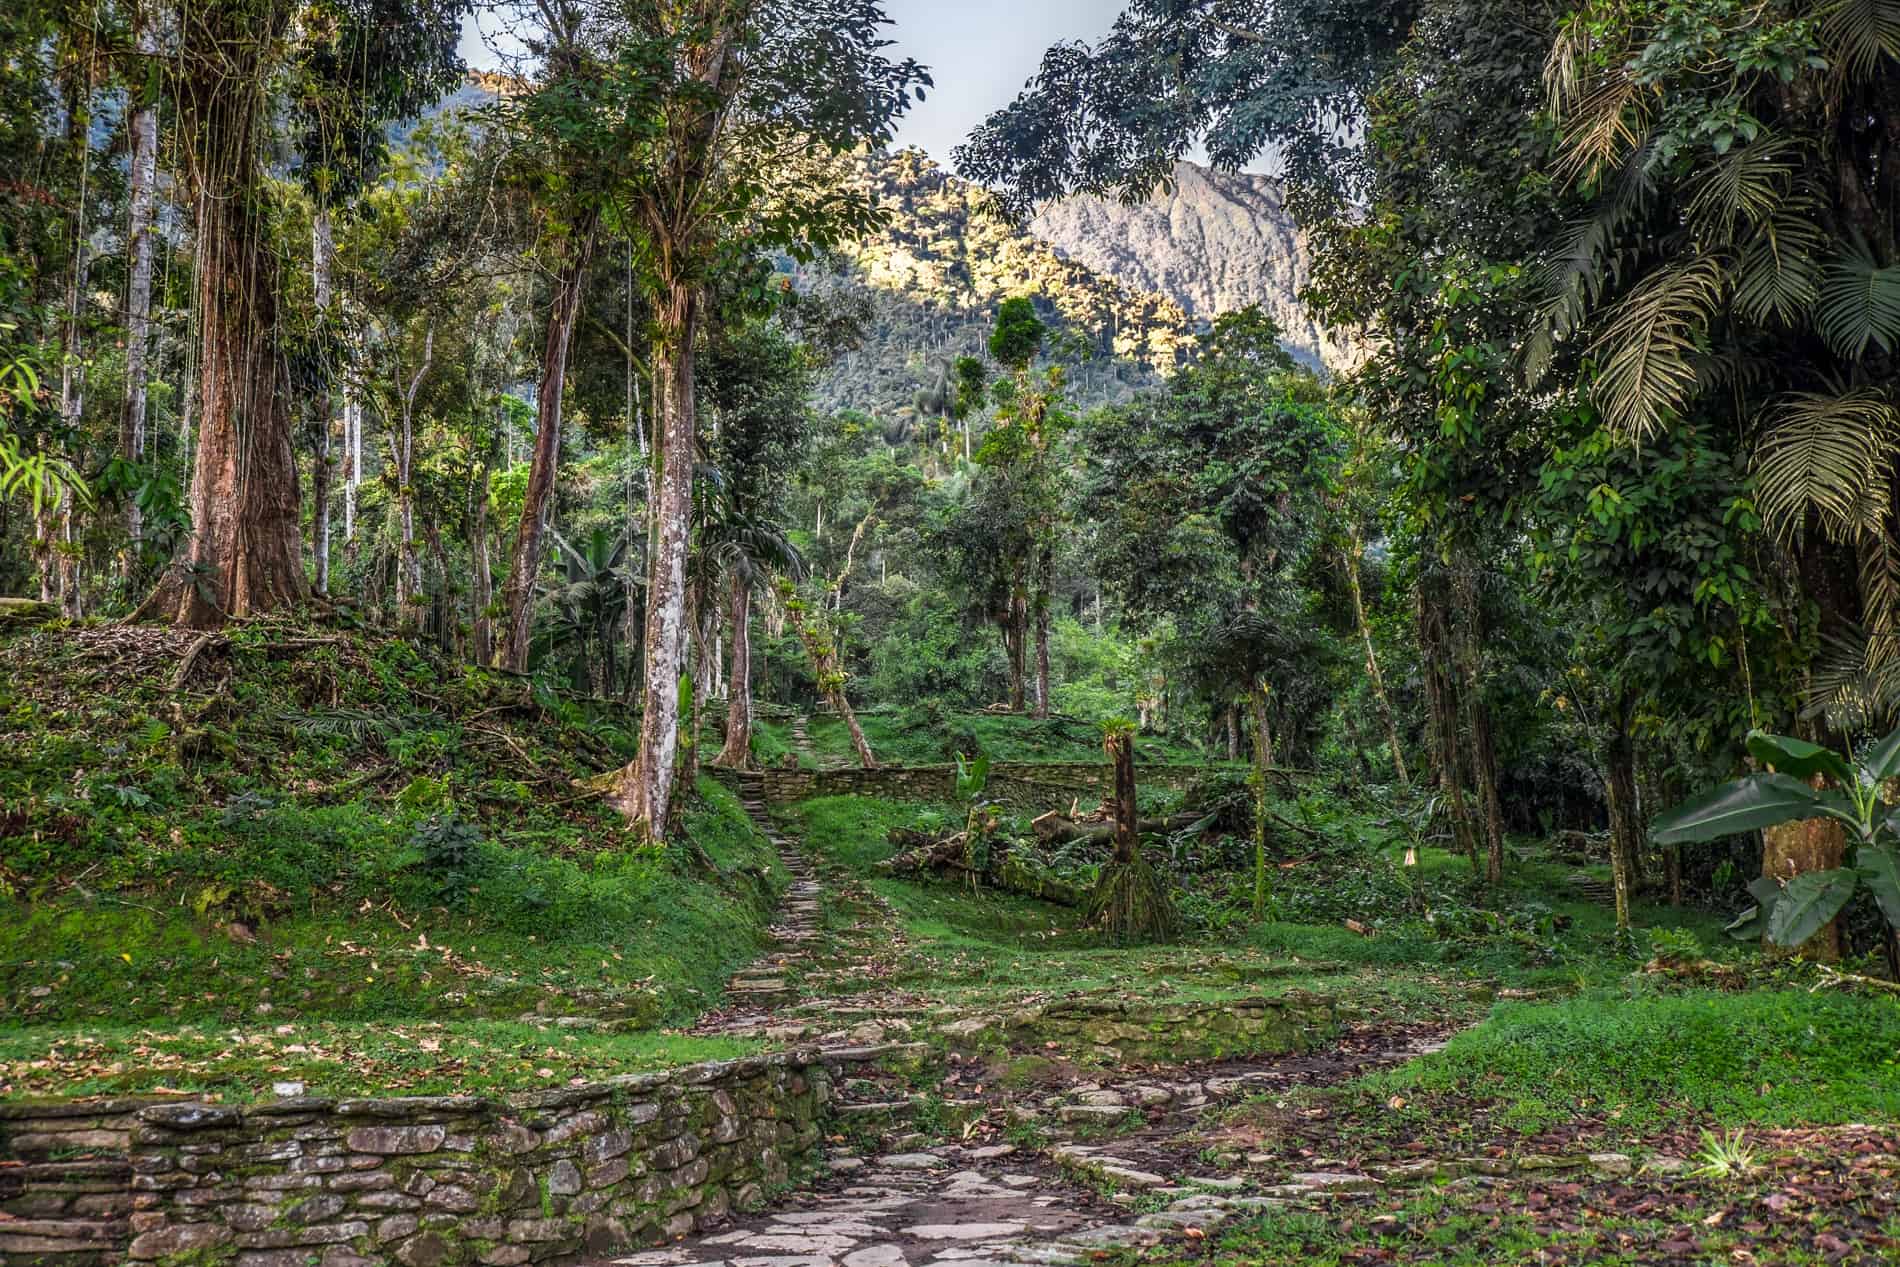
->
1815, 240, 1900, 360
1553, 72, 1650, 184
1820, 0, 1900, 79
1684, 137, 1800, 246
1732, 196, 1827, 326
1752, 388, 1900, 541
1806, 630, 1900, 732
1588, 257, 1726, 437
1859, 528, 1900, 671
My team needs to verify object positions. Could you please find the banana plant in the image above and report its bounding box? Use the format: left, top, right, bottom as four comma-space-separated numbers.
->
1652, 729, 1900, 947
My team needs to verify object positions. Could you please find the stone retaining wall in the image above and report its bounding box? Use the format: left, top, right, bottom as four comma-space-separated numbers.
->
735, 761, 1212, 810
0, 1048, 895, 1267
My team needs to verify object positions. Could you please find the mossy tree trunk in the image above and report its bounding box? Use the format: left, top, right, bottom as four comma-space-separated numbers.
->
500, 215, 596, 668
142, 0, 309, 629
713, 573, 753, 770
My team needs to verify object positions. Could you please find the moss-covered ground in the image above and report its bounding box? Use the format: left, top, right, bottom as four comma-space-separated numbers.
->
0, 622, 778, 1098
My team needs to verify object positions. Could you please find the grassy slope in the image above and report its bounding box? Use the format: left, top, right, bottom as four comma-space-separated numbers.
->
0, 621, 780, 1098
793, 792, 1900, 1139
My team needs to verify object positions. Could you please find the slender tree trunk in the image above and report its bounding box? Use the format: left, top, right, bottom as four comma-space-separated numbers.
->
1006, 592, 1028, 711
344, 394, 360, 555
1344, 534, 1407, 785
1247, 685, 1273, 920
1226, 705, 1240, 762
619, 279, 700, 834
1418, 577, 1478, 862
470, 466, 494, 666
121, 6, 160, 576
1108, 729, 1138, 866
782, 592, 877, 769
1602, 698, 1640, 932
55, 74, 90, 619
1033, 581, 1052, 718
1451, 565, 1506, 884
499, 223, 594, 668
310, 212, 336, 596
394, 326, 434, 632
713, 575, 753, 769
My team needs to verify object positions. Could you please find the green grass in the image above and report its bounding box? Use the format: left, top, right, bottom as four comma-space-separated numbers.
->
0, 1019, 761, 1101
1358, 986, 1900, 1135
2, 778, 781, 1028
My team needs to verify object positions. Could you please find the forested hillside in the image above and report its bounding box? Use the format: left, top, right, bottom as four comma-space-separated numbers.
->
799, 150, 1198, 420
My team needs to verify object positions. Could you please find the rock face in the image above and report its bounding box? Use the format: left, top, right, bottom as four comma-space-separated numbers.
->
1030, 162, 1344, 369
801, 150, 1200, 421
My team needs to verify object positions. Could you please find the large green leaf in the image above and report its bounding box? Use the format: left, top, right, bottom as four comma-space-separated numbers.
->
1861, 725, 1900, 782
1650, 773, 1829, 844
1859, 845, 1900, 932
1763, 868, 1859, 948
1745, 731, 1854, 785
1724, 904, 1766, 941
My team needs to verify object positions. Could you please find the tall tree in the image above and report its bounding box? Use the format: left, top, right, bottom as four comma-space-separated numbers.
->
611, 0, 926, 839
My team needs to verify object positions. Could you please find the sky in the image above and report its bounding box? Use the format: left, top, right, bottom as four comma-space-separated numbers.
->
457, 0, 1131, 169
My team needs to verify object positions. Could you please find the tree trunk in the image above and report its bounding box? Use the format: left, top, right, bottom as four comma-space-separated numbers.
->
1602, 698, 1640, 931
138, 3, 306, 628
618, 279, 700, 835
1418, 576, 1478, 862
121, 6, 159, 575
1108, 729, 1138, 866
499, 221, 594, 669
1761, 775, 1847, 962
470, 465, 494, 666
1033, 586, 1052, 718
310, 211, 336, 596
1247, 684, 1272, 920
713, 574, 753, 770
1451, 565, 1506, 884
782, 591, 877, 769
1344, 533, 1408, 785
55, 73, 90, 620
1226, 705, 1240, 762
394, 326, 434, 632
344, 393, 360, 554
1006, 592, 1028, 711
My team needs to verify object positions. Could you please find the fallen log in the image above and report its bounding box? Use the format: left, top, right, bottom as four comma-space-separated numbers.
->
1032, 811, 1205, 846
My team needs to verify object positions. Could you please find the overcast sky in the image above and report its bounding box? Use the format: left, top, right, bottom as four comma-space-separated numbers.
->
458, 0, 1137, 170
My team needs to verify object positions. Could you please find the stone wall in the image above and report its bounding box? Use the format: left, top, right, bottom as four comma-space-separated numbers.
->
735, 761, 1212, 810
0, 1048, 897, 1267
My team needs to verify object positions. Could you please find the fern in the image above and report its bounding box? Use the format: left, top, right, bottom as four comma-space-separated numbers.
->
1815, 241, 1900, 359
1588, 258, 1726, 437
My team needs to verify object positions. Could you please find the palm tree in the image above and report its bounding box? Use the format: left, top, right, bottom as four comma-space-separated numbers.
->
539, 527, 641, 698
1535, 1, 1900, 724
700, 498, 804, 771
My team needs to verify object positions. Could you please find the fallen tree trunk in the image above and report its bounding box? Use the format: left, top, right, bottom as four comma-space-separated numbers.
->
1032, 811, 1204, 846
879, 832, 1084, 906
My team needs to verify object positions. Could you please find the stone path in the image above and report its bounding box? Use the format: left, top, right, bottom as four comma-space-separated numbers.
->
719, 773, 823, 1013
616, 784, 1467, 1267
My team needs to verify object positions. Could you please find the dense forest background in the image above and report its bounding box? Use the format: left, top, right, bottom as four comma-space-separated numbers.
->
3, 0, 1899, 964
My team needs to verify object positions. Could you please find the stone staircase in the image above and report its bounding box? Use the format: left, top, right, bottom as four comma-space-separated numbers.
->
721, 772, 823, 1010
0, 1099, 141, 1265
